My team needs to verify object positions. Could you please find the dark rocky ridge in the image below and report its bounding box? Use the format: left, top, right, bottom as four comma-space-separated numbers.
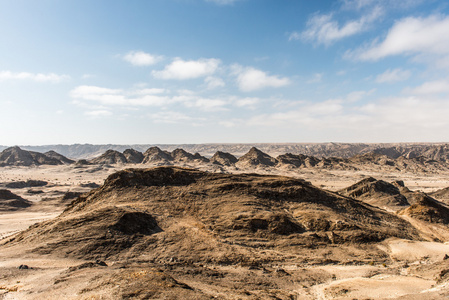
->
123, 149, 144, 163
90, 150, 128, 165
210, 151, 238, 166
8, 142, 449, 161
142, 147, 173, 164
4, 167, 421, 261
0, 189, 32, 210
3, 146, 449, 175
430, 187, 449, 204
0, 147, 74, 167
44, 150, 75, 164
236, 147, 278, 168
338, 177, 410, 210
399, 193, 449, 224
0, 146, 63, 166
5, 180, 48, 189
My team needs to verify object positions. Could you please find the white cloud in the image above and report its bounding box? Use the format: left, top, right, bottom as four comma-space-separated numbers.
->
84, 110, 113, 117
349, 14, 449, 61
376, 68, 411, 83
124, 51, 162, 66
70, 85, 170, 106
152, 58, 220, 80
0, 71, 69, 83
298, 6, 383, 45
233, 97, 259, 108
246, 93, 449, 141
345, 89, 375, 102
131, 88, 166, 95
205, 76, 225, 89
70, 85, 243, 112
232, 65, 290, 92
248, 100, 344, 127
185, 98, 229, 112
150, 111, 195, 124
408, 78, 449, 95
71, 84, 268, 117
359, 97, 449, 129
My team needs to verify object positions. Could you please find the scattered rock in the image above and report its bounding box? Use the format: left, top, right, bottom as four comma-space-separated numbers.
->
18, 264, 30, 270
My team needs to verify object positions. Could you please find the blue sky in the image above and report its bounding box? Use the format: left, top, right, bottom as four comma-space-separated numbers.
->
1, 0, 449, 145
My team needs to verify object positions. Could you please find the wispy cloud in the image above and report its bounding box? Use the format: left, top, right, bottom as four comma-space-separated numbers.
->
376, 68, 411, 83
150, 111, 197, 124
247, 94, 449, 141
70, 85, 261, 113
70, 85, 169, 106
204, 76, 225, 89
123, 51, 163, 66
407, 78, 449, 95
0, 71, 69, 83
84, 110, 113, 117
233, 97, 259, 108
232, 65, 290, 92
152, 58, 221, 80
347, 14, 449, 61
295, 6, 383, 45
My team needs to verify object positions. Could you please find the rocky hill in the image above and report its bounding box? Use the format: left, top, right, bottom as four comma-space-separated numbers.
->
429, 187, 449, 204
398, 193, 449, 225
89, 150, 128, 165
4, 145, 449, 177
4, 167, 449, 299
0, 146, 69, 167
4, 167, 420, 261
8, 142, 449, 161
235, 147, 277, 168
210, 151, 238, 166
339, 177, 410, 211
123, 149, 144, 163
142, 147, 173, 164
0, 189, 32, 211
44, 150, 74, 164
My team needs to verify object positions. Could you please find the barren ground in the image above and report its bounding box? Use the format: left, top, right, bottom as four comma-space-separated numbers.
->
1, 163, 449, 299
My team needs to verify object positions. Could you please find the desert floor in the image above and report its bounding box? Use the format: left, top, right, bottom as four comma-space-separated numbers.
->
1, 164, 449, 299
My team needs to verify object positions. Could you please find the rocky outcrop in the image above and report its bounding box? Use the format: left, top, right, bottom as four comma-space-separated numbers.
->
0, 189, 32, 210
90, 150, 127, 165
0, 146, 62, 166
236, 147, 277, 168
398, 193, 449, 224
7, 167, 421, 261
210, 151, 238, 166
123, 149, 144, 164
44, 150, 74, 164
142, 147, 173, 164
339, 177, 410, 211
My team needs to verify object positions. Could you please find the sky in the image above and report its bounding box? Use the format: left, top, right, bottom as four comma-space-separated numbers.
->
1, 0, 449, 145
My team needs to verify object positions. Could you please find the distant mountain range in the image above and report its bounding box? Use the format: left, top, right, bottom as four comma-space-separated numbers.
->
1, 142, 449, 160
1, 145, 449, 174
